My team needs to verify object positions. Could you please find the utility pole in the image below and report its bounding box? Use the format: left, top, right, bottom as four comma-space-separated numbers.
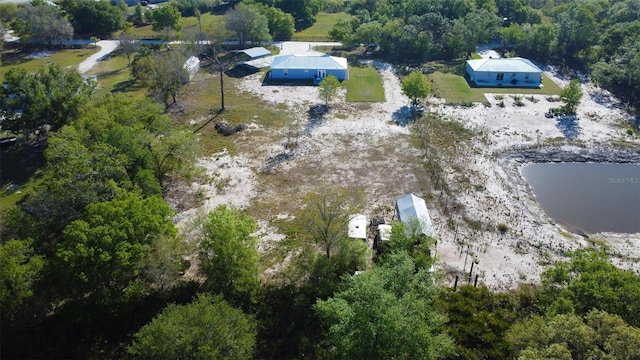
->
208, 49, 227, 112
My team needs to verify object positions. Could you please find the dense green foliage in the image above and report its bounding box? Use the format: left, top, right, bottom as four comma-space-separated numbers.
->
196, 205, 260, 307
11, 3, 73, 45
318, 74, 340, 105
507, 310, 640, 359
149, 5, 184, 33
61, 0, 125, 37
225, 2, 272, 48
132, 50, 190, 107
402, 70, 431, 106
316, 252, 454, 359
128, 294, 256, 359
0, 64, 95, 137
559, 79, 583, 114
542, 249, 640, 328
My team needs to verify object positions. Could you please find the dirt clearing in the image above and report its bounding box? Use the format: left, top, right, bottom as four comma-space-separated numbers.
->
176, 52, 640, 290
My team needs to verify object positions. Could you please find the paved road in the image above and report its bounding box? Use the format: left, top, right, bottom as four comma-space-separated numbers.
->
77, 40, 119, 74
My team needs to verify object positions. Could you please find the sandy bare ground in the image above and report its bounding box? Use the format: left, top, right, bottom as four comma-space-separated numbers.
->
176, 43, 640, 290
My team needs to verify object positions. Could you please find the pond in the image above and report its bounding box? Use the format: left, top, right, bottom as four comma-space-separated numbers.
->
522, 163, 640, 234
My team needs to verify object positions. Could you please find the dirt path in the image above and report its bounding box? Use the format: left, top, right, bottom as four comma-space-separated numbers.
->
77, 40, 119, 74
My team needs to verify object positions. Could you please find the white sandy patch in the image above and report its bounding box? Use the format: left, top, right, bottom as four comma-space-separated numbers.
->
177, 43, 640, 290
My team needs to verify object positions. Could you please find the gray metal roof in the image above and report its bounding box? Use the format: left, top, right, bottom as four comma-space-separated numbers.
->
466, 57, 542, 73
239, 47, 271, 59
396, 193, 435, 237
271, 54, 348, 70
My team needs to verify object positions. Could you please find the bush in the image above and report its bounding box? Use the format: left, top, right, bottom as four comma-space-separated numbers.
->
497, 223, 508, 234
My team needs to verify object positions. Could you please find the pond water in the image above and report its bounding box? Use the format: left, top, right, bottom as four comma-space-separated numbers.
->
522, 163, 640, 234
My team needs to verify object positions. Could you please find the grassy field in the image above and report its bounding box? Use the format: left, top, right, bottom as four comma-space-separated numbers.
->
0, 47, 99, 75
85, 52, 147, 94
344, 65, 385, 102
292, 12, 351, 41
430, 71, 562, 104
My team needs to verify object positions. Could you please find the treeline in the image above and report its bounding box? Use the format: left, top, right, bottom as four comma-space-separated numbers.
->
330, 0, 640, 111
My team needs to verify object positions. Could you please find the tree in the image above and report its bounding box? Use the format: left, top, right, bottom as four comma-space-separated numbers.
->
378, 220, 436, 269
132, 51, 189, 107
55, 191, 177, 302
457, 9, 502, 57
119, 30, 140, 67
559, 79, 583, 114
315, 252, 454, 359
542, 249, 640, 328
274, 0, 322, 26
149, 5, 183, 33
318, 74, 340, 106
328, 18, 354, 43
506, 310, 640, 359
255, 3, 295, 40
128, 294, 256, 359
0, 64, 95, 137
132, 3, 146, 26
295, 188, 365, 259
225, 3, 272, 48
12, 4, 73, 46
352, 20, 383, 45
0, 239, 44, 315
437, 285, 532, 360
401, 71, 431, 107
65, 0, 124, 37
196, 206, 260, 306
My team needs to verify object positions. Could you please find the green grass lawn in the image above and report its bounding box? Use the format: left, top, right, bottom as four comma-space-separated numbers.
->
430, 71, 562, 104
292, 12, 351, 41
86, 52, 146, 95
344, 65, 385, 102
0, 47, 99, 75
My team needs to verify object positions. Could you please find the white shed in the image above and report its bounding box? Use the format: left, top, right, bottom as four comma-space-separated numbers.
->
348, 214, 367, 239
183, 56, 200, 81
395, 193, 435, 237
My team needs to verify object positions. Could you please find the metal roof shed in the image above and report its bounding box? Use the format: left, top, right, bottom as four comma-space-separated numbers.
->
395, 193, 435, 237
348, 214, 367, 239
239, 47, 272, 59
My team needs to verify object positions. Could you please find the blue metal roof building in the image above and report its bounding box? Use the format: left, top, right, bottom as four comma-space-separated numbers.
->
269, 54, 349, 81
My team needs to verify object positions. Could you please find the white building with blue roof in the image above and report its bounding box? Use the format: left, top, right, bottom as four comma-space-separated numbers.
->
269, 54, 349, 81
466, 57, 543, 88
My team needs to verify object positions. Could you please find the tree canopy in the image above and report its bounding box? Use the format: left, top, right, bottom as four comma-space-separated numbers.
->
225, 3, 272, 48
55, 191, 177, 302
12, 3, 73, 46
401, 71, 431, 106
318, 75, 340, 106
196, 205, 260, 307
128, 294, 256, 359
149, 5, 183, 33
63, 0, 124, 37
0, 64, 95, 137
559, 79, 584, 114
315, 252, 454, 359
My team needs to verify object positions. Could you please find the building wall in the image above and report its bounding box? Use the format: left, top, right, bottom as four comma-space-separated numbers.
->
467, 65, 542, 88
270, 68, 347, 81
